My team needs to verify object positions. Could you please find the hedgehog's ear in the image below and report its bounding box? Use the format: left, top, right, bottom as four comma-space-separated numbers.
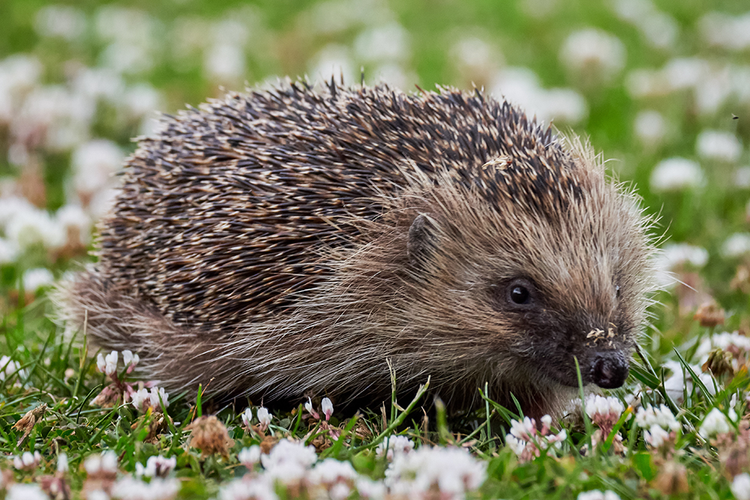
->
408, 213, 440, 266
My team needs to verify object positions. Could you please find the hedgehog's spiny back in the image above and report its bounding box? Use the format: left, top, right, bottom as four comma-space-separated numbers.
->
98, 83, 570, 328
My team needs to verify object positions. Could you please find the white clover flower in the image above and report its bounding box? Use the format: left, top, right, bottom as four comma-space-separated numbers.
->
34, 5, 86, 41
0, 355, 24, 382
6, 484, 50, 500
644, 424, 670, 448
611, 0, 678, 50
722, 233, 750, 259
204, 43, 246, 84
256, 406, 271, 431
71, 66, 125, 103
578, 490, 621, 500
635, 404, 680, 432
149, 387, 169, 410
650, 157, 704, 192
491, 67, 588, 125
111, 476, 181, 500
0, 54, 42, 100
699, 407, 736, 439
321, 397, 333, 421
385, 446, 486, 498
96, 353, 107, 373
119, 82, 162, 120
585, 394, 624, 423
329, 483, 350, 500
732, 473, 750, 500
449, 36, 501, 85
376, 435, 415, 461
87, 490, 110, 500
308, 458, 359, 485
56, 204, 92, 246
695, 331, 750, 360
57, 453, 69, 473
662, 58, 710, 91
355, 477, 386, 499
238, 446, 261, 466
84, 450, 118, 475
135, 455, 176, 478
122, 350, 139, 368
353, 23, 411, 63
304, 397, 314, 414
0, 237, 19, 264
652, 243, 709, 288
309, 44, 356, 85
21, 268, 54, 293
634, 110, 667, 148
13, 450, 41, 470
6, 206, 66, 250
260, 438, 317, 471
699, 12, 750, 52
131, 387, 150, 411
662, 360, 716, 403
71, 139, 124, 196
241, 407, 253, 427
104, 350, 118, 376
559, 28, 626, 83
696, 130, 742, 163
217, 476, 277, 500
0, 196, 35, 229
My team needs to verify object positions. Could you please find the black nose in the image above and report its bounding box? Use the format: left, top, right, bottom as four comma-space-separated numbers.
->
590, 352, 629, 388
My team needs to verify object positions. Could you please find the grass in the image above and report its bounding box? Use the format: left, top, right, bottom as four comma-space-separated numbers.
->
2, 0, 750, 498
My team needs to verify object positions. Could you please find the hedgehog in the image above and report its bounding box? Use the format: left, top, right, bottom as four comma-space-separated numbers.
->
57, 81, 655, 418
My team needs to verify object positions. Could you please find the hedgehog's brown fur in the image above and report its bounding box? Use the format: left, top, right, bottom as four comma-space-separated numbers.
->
57, 81, 655, 417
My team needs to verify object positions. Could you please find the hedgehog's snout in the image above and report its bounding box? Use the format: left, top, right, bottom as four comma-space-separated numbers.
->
589, 351, 629, 389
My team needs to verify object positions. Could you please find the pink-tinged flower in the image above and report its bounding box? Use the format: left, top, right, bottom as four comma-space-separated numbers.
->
237, 446, 261, 469
57, 453, 69, 473
241, 407, 252, 428
732, 473, 750, 500
385, 445, 486, 498
149, 387, 169, 410
699, 407, 737, 439
84, 451, 118, 477
135, 455, 176, 478
585, 395, 627, 451
13, 450, 41, 470
578, 490, 621, 500
376, 435, 414, 461
111, 476, 181, 500
321, 398, 333, 421
504, 415, 567, 463
304, 397, 320, 420
635, 404, 680, 453
96, 353, 107, 373
6, 484, 50, 500
256, 407, 271, 432
122, 350, 139, 372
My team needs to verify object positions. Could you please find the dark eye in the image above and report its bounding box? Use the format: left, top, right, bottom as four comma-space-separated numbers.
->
615, 285, 621, 299
508, 282, 532, 305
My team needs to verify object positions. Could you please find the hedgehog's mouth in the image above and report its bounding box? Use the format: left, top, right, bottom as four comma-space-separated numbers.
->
539, 350, 630, 390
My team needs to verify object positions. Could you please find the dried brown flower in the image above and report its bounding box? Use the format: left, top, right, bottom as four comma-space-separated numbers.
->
653, 460, 689, 495
702, 348, 735, 377
694, 302, 725, 328
13, 403, 47, 445
259, 435, 278, 455
187, 415, 234, 458
731, 265, 750, 294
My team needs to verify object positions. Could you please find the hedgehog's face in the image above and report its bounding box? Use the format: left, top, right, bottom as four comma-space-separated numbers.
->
406, 162, 654, 395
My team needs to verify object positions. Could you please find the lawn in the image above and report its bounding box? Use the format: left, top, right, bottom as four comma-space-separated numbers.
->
1, 0, 750, 498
